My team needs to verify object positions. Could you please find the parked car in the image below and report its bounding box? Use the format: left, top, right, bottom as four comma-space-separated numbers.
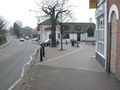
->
40, 39, 60, 47
20, 38, 25, 42
25, 36, 29, 40
40, 39, 51, 46
32, 38, 39, 42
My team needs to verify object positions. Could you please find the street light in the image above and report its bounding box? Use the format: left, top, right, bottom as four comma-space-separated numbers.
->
29, 10, 41, 24
29, 9, 45, 61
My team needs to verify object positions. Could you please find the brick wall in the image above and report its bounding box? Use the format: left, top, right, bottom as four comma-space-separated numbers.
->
108, 0, 120, 80
116, 20, 120, 80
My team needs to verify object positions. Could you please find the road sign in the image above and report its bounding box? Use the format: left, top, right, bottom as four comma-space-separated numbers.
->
45, 28, 54, 31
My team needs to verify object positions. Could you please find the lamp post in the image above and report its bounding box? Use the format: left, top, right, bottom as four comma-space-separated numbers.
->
29, 9, 41, 38
60, 23, 63, 50
60, 11, 63, 51
29, 10, 44, 62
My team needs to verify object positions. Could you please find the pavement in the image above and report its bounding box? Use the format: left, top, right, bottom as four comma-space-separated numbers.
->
12, 42, 120, 90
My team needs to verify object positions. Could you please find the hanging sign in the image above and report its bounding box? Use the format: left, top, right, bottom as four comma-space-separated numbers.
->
89, 0, 96, 9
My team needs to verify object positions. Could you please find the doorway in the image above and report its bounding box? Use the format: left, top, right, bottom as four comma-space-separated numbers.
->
77, 33, 81, 41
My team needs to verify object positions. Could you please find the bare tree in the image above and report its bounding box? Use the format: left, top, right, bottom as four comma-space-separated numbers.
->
0, 16, 7, 45
35, 0, 72, 47
0, 17, 6, 35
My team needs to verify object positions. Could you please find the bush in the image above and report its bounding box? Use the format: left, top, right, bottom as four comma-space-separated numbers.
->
0, 35, 6, 45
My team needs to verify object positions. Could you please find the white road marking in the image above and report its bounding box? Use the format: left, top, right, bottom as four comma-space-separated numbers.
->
8, 78, 22, 90
8, 47, 39, 90
8, 45, 83, 90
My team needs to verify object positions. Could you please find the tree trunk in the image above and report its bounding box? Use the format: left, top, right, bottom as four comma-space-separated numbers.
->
51, 20, 56, 47
51, 8, 56, 47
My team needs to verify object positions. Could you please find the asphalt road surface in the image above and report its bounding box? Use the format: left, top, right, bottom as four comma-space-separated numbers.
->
0, 36, 39, 90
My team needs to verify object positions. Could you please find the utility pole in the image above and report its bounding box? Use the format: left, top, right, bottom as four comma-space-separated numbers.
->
29, 9, 41, 39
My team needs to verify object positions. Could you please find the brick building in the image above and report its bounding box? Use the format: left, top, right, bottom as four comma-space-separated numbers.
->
107, 0, 120, 80
39, 19, 95, 43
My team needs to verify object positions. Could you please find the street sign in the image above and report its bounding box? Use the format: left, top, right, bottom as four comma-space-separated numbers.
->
89, 0, 96, 9
45, 28, 54, 31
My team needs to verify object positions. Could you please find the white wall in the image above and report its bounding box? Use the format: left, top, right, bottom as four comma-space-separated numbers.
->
81, 33, 95, 41
70, 34, 77, 41
81, 33, 86, 41
40, 25, 60, 42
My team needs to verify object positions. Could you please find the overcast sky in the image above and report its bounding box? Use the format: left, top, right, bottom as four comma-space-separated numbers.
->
0, 0, 95, 29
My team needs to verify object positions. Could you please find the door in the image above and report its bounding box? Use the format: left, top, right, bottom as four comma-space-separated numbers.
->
77, 33, 81, 41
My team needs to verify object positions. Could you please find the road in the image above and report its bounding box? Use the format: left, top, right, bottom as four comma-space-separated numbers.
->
0, 36, 39, 90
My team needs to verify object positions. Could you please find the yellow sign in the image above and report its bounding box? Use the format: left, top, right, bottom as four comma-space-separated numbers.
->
89, 0, 96, 8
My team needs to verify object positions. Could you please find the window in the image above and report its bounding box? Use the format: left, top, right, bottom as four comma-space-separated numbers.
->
96, 15, 105, 56
98, 0, 104, 5
97, 16, 104, 29
75, 26, 81, 31
49, 34, 52, 39
62, 25, 69, 31
58, 33, 60, 38
97, 42, 104, 55
97, 30, 104, 42
63, 34, 69, 39
96, 29, 104, 55
87, 27, 94, 37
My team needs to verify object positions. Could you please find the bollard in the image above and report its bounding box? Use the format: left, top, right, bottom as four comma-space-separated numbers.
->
40, 47, 43, 62
76, 41, 79, 47
42, 46, 45, 57
66, 40, 68, 45
71, 40, 74, 46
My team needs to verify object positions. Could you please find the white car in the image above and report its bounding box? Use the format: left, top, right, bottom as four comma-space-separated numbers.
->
25, 36, 29, 40
32, 38, 39, 42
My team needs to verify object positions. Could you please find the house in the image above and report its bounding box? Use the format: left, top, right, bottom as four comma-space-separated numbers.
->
95, 0, 120, 81
62, 23, 95, 42
39, 19, 95, 43
19, 26, 36, 38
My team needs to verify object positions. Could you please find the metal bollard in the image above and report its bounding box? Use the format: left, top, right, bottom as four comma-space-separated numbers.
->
40, 47, 43, 62
76, 41, 79, 47
42, 46, 45, 57
66, 40, 68, 45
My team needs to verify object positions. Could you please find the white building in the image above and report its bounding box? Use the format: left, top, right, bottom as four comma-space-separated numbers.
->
39, 19, 95, 43
39, 19, 60, 42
